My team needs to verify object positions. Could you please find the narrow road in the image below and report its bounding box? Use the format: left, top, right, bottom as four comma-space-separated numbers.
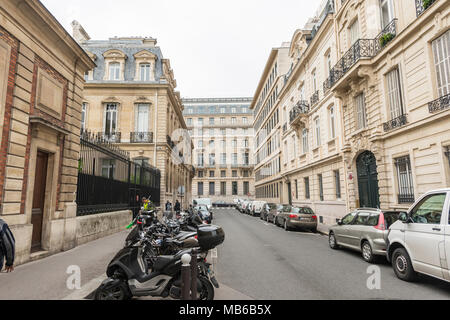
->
213, 208, 450, 300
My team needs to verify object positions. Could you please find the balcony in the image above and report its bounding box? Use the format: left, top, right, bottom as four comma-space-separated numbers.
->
310, 91, 319, 106
415, 0, 437, 17
428, 93, 450, 113
289, 101, 310, 129
130, 132, 153, 143
383, 114, 407, 132
99, 132, 121, 143
166, 135, 176, 149
329, 19, 398, 90
323, 77, 332, 95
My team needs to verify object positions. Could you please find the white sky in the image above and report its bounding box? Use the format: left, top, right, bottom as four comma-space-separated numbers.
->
41, 0, 323, 99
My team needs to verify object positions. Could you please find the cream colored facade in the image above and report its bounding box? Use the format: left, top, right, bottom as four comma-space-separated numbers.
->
183, 98, 255, 203
75, 26, 194, 209
253, 0, 450, 225
0, 1, 94, 264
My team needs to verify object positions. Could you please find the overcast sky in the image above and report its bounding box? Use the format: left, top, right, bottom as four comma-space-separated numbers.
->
41, 0, 323, 99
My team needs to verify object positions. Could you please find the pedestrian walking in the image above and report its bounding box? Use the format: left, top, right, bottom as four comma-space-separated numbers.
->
0, 218, 15, 273
165, 201, 172, 212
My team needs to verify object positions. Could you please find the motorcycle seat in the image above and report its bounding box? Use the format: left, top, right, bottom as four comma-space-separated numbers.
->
153, 255, 174, 271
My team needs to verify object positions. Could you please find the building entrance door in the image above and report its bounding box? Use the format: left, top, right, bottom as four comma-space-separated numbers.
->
31, 151, 48, 252
356, 151, 380, 208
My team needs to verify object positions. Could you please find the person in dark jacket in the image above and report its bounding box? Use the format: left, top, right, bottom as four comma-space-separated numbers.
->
0, 218, 15, 273
165, 201, 172, 212
174, 200, 181, 213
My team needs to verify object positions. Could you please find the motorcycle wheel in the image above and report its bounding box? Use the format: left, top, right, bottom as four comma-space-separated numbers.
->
95, 281, 131, 300
197, 276, 215, 300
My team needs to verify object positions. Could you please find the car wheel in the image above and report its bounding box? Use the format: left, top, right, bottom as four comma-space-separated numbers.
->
284, 220, 290, 231
361, 241, 376, 263
329, 232, 339, 250
392, 248, 417, 282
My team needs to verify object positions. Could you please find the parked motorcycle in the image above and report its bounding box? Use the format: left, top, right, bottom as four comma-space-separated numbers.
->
94, 224, 225, 300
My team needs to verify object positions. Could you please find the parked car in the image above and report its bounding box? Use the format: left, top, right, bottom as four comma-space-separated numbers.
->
260, 203, 280, 221
329, 208, 402, 263
244, 201, 254, 215
265, 204, 285, 223
194, 205, 212, 224
275, 205, 318, 232
250, 201, 266, 217
387, 189, 450, 282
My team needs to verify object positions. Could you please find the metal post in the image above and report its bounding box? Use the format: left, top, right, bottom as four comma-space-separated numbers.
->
181, 254, 191, 300
190, 249, 198, 300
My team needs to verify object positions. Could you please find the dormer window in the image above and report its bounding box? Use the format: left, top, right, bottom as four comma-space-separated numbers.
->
109, 62, 120, 80
140, 63, 151, 81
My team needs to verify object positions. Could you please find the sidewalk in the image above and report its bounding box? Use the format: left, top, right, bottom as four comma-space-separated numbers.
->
0, 227, 252, 300
317, 223, 330, 236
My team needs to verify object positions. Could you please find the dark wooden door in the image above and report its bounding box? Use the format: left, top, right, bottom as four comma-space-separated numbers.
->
31, 151, 48, 251
356, 151, 380, 209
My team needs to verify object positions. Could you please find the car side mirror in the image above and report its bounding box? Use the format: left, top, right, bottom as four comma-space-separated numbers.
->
337, 219, 343, 225
399, 212, 412, 224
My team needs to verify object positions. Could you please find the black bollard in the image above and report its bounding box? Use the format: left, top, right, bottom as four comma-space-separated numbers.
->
181, 254, 191, 300
190, 249, 198, 300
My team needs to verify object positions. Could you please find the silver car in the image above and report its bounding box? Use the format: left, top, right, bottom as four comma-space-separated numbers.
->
329, 208, 402, 263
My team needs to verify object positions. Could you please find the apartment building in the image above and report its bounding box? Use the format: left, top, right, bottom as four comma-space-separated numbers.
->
75, 23, 194, 208
280, 0, 347, 225
183, 98, 255, 202
253, 0, 450, 225
251, 44, 291, 204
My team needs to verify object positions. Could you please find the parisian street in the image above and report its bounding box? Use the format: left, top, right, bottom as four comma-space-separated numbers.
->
213, 208, 450, 300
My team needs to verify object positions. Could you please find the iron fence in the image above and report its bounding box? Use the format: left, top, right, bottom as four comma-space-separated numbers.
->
130, 132, 153, 143
76, 131, 161, 216
383, 114, 407, 132
428, 93, 450, 113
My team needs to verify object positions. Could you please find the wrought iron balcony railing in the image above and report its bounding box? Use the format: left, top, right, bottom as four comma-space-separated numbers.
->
289, 101, 310, 124
166, 135, 175, 149
323, 77, 332, 95
282, 123, 287, 133
310, 91, 320, 106
428, 93, 450, 113
383, 114, 407, 132
415, 0, 437, 17
99, 132, 121, 143
130, 132, 153, 143
329, 19, 398, 89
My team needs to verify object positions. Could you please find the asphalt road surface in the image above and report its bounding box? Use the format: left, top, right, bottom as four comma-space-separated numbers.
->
213, 208, 450, 300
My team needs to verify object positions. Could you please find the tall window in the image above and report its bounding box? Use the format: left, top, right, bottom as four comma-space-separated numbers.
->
318, 174, 324, 201
380, 0, 394, 29
386, 68, 404, 120
242, 117, 248, 124
209, 153, 215, 166
135, 104, 149, 133
244, 153, 249, 165
231, 117, 237, 124
315, 117, 321, 147
349, 19, 360, 46
209, 182, 215, 196
329, 106, 336, 139
326, 53, 332, 76
198, 170, 204, 178
104, 104, 118, 135
302, 129, 309, 153
312, 70, 317, 92
81, 103, 87, 132
231, 108, 236, 114
355, 93, 367, 130
209, 118, 215, 125
209, 140, 215, 150
395, 155, 415, 203
232, 153, 238, 165
109, 62, 120, 80
244, 139, 249, 148
221, 170, 226, 177
295, 180, 298, 199
197, 153, 204, 166
304, 177, 310, 199
232, 139, 237, 148
232, 182, 238, 195
220, 117, 225, 124
198, 140, 203, 148
198, 182, 204, 196
221, 140, 226, 149
220, 182, 227, 196
187, 118, 192, 126
220, 153, 227, 165
198, 118, 204, 126
432, 30, 450, 97
243, 182, 249, 195
335, 170, 341, 199
140, 63, 151, 81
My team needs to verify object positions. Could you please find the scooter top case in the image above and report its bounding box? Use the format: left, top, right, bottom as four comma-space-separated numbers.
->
197, 225, 225, 250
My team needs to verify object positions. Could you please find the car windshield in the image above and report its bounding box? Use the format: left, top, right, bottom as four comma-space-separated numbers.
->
291, 207, 314, 214
282, 205, 292, 212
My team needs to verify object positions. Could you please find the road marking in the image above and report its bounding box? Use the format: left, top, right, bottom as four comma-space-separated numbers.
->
62, 274, 107, 300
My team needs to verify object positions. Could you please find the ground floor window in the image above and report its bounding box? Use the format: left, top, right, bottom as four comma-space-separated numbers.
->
198, 182, 204, 196
243, 181, 249, 195
318, 174, 324, 201
209, 182, 215, 196
334, 170, 341, 199
304, 177, 310, 199
395, 155, 415, 204
232, 182, 238, 195
220, 182, 226, 195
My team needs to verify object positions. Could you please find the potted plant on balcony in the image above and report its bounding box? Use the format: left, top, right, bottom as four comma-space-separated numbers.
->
422, 0, 433, 10
380, 33, 395, 47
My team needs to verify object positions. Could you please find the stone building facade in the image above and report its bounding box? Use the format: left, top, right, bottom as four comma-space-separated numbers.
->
0, 0, 94, 264
253, 0, 450, 225
75, 25, 194, 209
183, 98, 255, 203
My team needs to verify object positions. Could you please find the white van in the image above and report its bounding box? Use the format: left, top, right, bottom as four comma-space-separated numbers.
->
250, 201, 267, 217
387, 189, 450, 282
194, 198, 212, 211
